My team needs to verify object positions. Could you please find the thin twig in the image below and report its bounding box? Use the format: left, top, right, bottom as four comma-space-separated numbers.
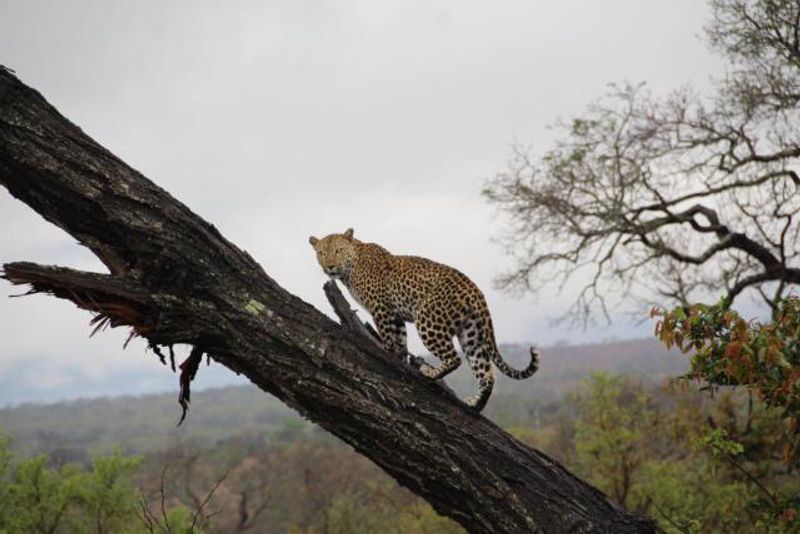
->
724, 454, 779, 507
643, 493, 690, 533
159, 465, 171, 534
189, 471, 229, 532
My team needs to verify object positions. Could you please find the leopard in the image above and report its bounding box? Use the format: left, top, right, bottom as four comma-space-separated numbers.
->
309, 228, 539, 411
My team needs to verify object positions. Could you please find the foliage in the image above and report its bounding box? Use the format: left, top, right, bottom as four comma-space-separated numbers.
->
654, 297, 800, 463
2, 456, 85, 533
699, 427, 745, 458
0, 433, 197, 534
556, 372, 800, 532
134, 420, 464, 534
635, 459, 751, 534
309, 490, 463, 534
652, 296, 800, 527
81, 453, 145, 533
571, 372, 657, 511
5, 367, 800, 533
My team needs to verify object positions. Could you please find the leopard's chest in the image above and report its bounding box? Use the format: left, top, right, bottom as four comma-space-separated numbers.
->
344, 282, 367, 310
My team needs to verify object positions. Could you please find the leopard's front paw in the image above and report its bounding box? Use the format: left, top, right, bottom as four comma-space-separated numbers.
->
419, 364, 437, 378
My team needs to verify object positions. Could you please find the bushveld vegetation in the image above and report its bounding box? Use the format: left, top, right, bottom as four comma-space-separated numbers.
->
1, 341, 797, 532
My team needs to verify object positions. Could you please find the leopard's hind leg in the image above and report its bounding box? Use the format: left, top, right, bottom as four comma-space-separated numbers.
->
416, 306, 461, 380
458, 318, 495, 411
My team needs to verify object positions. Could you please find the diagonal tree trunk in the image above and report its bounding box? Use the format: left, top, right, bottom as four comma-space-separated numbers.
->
0, 66, 657, 533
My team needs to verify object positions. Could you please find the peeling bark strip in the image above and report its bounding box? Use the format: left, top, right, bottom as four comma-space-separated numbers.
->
0, 67, 657, 533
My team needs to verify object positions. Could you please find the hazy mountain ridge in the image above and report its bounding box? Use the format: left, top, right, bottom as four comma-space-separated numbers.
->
0, 350, 251, 407
0, 338, 688, 459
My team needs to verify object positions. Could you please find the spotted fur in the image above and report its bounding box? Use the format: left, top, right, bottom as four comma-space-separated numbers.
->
309, 228, 539, 411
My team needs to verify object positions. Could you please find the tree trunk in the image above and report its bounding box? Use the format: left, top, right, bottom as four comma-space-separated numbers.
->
0, 66, 657, 533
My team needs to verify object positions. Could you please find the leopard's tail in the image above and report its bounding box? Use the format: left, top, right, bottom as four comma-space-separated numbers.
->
492, 345, 540, 379
482, 316, 539, 379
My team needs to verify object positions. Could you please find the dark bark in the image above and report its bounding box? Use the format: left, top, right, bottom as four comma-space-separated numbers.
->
0, 66, 658, 533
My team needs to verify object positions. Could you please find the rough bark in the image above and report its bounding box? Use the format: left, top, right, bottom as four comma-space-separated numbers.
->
0, 66, 658, 533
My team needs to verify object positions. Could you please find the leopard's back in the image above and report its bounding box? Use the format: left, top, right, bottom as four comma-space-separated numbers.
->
385, 254, 489, 322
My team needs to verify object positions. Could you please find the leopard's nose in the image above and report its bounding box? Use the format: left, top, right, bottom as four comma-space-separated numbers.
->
326, 264, 336, 270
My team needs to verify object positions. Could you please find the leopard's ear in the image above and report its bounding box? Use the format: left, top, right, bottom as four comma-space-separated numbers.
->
343, 228, 354, 240
308, 236, 319, 246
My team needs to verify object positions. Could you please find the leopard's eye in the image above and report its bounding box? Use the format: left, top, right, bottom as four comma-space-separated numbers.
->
335, 248, 342, 254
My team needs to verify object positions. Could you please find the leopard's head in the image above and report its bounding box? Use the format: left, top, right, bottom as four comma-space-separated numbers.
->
308, 228, 357, 279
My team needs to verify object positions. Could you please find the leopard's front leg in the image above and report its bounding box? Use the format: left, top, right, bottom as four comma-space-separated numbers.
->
373, 309, 408, 362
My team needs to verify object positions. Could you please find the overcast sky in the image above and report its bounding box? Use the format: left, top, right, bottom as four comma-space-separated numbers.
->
0, 0, 721, 405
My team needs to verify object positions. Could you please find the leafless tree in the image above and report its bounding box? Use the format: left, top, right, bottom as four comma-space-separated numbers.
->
484, 0, 800, 324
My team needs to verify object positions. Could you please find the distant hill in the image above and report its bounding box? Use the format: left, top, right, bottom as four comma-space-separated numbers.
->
487, 337, 688, 399
0, 338, 688, 459
0, 386, 294, 461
